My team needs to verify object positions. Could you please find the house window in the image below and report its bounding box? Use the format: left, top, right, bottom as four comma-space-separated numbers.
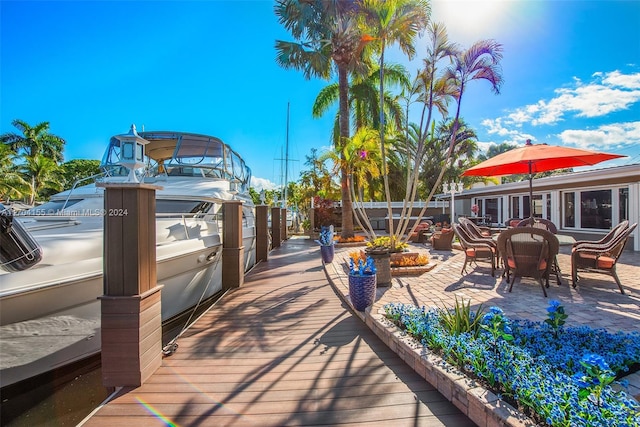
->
473, 197, 500, 224
619, 188, 629, 221
579, 190, 612, 230
511, 197, 520, 218
510, 194, 548, 220
485, 198, 499, 224
532, 195, 544, 218
563, 192, 575, 227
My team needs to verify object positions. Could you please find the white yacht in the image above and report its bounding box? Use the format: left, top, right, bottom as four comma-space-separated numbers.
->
0, 127, 256, 388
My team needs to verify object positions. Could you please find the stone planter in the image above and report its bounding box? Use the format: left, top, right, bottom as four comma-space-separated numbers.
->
348, 273, 376, 311
366, 250, 391, 286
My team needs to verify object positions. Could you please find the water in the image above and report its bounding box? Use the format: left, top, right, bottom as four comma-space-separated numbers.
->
0, 356, 109, 427
0, 295, 221, 426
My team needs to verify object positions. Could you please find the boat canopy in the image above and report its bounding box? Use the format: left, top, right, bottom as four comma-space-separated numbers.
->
100, 131, 252, 192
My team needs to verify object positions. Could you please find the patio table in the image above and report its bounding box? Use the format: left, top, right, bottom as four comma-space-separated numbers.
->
493, 233, 576, 285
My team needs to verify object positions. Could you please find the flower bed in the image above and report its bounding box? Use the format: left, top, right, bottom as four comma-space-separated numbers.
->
384, 300, 640, 426
389, 252, 436, 275
390, 264, 436, 276
390, 252, 428, 267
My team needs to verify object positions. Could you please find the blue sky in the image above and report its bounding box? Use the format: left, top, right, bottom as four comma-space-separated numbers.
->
2, 0, 639, 191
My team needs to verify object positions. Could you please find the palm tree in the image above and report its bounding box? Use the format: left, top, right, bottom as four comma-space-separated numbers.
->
419, 118, 478, 195
439, 39, 504, 191
392, 22, 457, 239
275, 0, 370, 238
320, 126, 383, 233
1, 119, 65, 163
359, 0, 430, 240
19, 154, 63, 205
312, 63, 410, 143
0, 144, 28, 201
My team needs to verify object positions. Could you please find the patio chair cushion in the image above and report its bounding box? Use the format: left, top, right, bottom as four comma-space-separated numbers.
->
575, 252, 616, 269
506, 257, 548, 271
465, 247, 495, 257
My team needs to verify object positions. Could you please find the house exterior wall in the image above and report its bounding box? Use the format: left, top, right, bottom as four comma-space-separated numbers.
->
447, 164, 639, 251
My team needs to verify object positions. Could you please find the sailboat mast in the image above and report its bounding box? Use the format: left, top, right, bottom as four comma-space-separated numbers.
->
283, 101, 290, 208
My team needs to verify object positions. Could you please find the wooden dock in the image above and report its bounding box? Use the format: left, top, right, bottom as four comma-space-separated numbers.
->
82, 238, 473, 426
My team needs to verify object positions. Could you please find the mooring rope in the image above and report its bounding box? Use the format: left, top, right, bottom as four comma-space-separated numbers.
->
162, 249, 226, 356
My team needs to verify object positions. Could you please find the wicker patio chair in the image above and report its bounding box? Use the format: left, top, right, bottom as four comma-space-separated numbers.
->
505, 218, 523, 228
459, 217, 500, 268
571, 222, 637, 294
517, 218, 558, 234
497, 227, 559, 297
408, 220, 433, 243
453, 224, 497, 276
429, 227, 454, 250
459, 217, 492, 238
572, 220, 629, 249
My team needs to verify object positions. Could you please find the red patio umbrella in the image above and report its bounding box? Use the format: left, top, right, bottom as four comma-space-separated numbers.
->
462, 140, 626, 219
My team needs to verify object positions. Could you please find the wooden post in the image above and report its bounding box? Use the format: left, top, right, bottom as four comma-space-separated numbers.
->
281, 208, 287, 241
222, 200, 244, 291
98, 183, 163, 388
255, 205, 269, 262
271, 207, 281, 248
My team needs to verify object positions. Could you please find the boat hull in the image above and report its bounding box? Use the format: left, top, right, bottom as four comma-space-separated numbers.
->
0, 128, 259, 389
0, 241, 227, 388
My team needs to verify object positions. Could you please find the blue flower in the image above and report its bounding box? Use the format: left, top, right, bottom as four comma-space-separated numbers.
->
383, 301, 640, 425
547, 300, 562, 313
349, 255, 376, 276
489, 306, 504, 315
581, 353, 610, 371
315, 225, 335, 246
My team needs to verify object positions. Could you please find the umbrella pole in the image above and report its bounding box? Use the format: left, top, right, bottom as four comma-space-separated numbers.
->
528, 161, 534, 225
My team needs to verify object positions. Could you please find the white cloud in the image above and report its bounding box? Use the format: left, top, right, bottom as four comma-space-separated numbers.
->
558, 121, 640, 150
505, 71, 640, 126
250, 176, 278, 191
481, 118, 535, 144
601, 70, 640, 89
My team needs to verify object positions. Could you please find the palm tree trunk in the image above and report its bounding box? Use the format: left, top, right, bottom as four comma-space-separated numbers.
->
379, 45, 396, 246
338, 64, 354, 238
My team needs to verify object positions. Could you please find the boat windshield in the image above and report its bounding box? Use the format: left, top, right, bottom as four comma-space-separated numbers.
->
156, 200, 213, 215
99, 131, 252, 192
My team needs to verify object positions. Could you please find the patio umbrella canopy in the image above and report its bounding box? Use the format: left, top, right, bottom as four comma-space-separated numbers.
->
462, 140, 626, 220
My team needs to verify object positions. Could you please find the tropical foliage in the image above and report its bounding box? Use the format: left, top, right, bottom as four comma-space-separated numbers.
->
275, 0, 372, 239
1, 120, 67, 203
278, 2, 505, 245
1, 119, 100, 204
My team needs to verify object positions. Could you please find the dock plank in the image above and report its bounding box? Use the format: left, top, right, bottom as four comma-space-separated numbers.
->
83, 238, 473, 426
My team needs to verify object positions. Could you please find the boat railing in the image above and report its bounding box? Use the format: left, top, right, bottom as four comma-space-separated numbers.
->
62, 171, 110, 210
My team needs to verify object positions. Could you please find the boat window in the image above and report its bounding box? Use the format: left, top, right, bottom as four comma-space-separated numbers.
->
224, 148, 234, 180
243, 165, 252, 190
231, 152, 244, 182
156, 200, 213, 214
